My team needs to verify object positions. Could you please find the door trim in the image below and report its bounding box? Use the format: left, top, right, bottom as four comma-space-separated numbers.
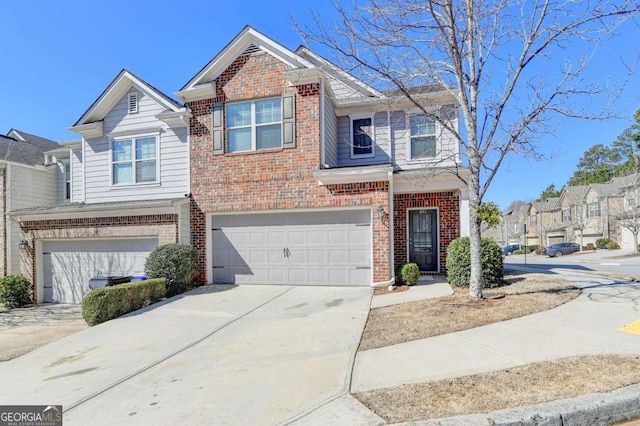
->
406, 207, 440, 273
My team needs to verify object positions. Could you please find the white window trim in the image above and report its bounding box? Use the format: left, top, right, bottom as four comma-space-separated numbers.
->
405, 109, 441, 162
64, 162, 71, 201
128, 92, 138, 114
226, 97, 283, 153
109, 131, 160, 188
349, 114, 375, 159
587, 202, 600, 218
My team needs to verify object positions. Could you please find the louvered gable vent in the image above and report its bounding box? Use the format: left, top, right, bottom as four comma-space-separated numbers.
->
128, 92, 138, 114
241, 44, 261, 56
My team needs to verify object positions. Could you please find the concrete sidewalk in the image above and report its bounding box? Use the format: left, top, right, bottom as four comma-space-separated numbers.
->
343, 266, 640, 425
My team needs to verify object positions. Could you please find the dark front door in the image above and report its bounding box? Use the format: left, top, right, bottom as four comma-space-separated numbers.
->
409, 209, 438, 271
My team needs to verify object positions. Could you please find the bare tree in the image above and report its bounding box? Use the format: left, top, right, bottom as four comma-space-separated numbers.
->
612, 183, 640, 253
296, 0, 640, 299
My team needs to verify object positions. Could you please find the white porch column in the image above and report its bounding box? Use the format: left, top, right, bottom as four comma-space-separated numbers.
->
459, 188, 470, 237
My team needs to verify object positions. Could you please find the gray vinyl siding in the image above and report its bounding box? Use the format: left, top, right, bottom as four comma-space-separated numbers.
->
6, 165, 57, 274
324, 98, 338, 167
83, 88, 189, 204
390, 109, 460, 170
336, 112, 392, 167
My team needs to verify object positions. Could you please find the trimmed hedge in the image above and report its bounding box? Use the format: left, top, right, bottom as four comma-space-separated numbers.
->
0, 275, 32, 309
596, 238, 613, 249
446, 237, 504, 289
145, 243, 198, 297
400, 263, 420, 286
82, 278, 166, 326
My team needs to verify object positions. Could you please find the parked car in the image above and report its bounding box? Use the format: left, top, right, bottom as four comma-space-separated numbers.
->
541, 243, 580, 257
503, 244, 522, 256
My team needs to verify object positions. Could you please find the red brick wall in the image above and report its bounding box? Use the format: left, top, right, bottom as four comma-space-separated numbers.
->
393, 192, 460, 274
187, 50, 391, 284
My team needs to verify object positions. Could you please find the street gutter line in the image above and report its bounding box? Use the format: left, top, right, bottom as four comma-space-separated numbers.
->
63, 286, 296, 414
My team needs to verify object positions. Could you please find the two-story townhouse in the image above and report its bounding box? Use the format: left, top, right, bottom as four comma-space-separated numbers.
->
551, 185, 589, 244
497, 203, 528, 246
10, 70, 192, 303
0, 130, 59, 277
613, 174, 640, 250
176, 27, 469, 286
526, 198, 559, 247
581, 183, 624, 245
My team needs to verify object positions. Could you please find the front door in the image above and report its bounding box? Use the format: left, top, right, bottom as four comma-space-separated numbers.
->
409, 209, 438, 271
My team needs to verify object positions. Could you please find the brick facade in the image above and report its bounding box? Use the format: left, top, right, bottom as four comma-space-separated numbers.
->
393, 192, 460, 274
188, 50, 392, 284
19, 214, 178, 300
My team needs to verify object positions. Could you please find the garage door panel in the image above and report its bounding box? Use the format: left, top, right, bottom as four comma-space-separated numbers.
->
211, 211, 372, 286
43, 238, 157, 304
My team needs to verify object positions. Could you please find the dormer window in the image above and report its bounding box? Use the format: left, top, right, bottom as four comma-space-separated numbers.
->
128, 92, 138, 114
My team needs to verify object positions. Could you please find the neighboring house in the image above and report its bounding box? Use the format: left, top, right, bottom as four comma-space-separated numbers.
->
176, 26, 470, 286
10, 70, 192, 304
552, 185, 589, 245
502, 204, 528, 246
613, 174, 640, 250
526, 198, 559, 247
0, 130, 59, 277
579, 183, 623, 245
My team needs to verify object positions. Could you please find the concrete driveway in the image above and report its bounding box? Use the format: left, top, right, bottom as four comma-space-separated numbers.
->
0, 285, 372, 426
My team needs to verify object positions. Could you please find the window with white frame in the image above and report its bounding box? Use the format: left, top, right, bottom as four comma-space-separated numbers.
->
531, 214, 537, 225
587, 202, 600, 218
350, 116, 374, 157
226, 98, 282, 152
562, 208, 571, 222
410, 114, 436, 159
112, 136, 157, 185
64, 163, 71, 200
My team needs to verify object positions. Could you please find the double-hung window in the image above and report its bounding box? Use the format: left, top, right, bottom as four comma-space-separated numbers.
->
350, 116, 374, 158
410, 114, 436, 159
562, 208, 571, 222
626, 190, 636, 211
227, 98, 282, 152
587, 202, 600, 218
112, 136, 157, 185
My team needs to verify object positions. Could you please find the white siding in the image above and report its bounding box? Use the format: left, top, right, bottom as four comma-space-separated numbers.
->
71, 148, 83, 202
6, 165, 57, 274
83, 88, 189, 203
324, 98, 338, 167
336, 112, 391, 167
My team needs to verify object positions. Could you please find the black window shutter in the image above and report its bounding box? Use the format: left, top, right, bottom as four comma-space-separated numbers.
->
212, 102, 224, 155
282, 93, 295, 149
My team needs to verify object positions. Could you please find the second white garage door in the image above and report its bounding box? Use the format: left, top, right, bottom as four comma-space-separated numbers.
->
211, 210, 371, 285
42, 238, 158, 304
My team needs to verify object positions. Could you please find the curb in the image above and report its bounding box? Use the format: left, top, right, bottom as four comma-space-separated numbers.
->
390, 383, 640, 425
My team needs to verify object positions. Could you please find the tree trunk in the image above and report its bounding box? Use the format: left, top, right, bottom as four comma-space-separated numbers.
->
468, 158, 483, 300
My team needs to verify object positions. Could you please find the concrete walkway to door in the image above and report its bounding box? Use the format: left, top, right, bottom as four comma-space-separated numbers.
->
0, 285, 373, 426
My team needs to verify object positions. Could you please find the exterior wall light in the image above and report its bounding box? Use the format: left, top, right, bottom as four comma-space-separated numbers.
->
18, 240, 28, 251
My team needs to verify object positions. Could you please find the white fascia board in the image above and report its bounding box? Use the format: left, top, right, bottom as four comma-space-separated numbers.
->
393, 169, 468, 194
68, 121, 104, 138
174, 82, 216, 102
283, 68, 323, 86
179, 27, 314, 97
156, 109, 193, 127
314, 166, 393, 185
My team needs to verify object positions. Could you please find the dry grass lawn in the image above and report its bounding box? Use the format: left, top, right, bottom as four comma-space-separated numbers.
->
355, 271, 640, 423
359, 271, 580, 351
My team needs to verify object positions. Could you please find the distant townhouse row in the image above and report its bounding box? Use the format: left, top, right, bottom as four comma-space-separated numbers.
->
4, 26, 470, 304
495, 173, 640, 250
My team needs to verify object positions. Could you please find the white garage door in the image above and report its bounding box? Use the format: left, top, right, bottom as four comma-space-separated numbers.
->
211, 210, 371, 285
42, 238, 158, 304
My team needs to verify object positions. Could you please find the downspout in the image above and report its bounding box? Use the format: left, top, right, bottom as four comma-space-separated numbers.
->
320, 78, 326, 168
82, 137, 86, 202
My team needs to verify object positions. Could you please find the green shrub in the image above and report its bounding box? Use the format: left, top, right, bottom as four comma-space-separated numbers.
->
0, 275, 32, 308
395, 262, 408, 284
596, 238, 613, 249
526, 245, 539, 253
607, 240, 620, 249
400, 263, 420, 286
144, 243, 199, 297
82, 278, 166, 326
446, 237, 504, 289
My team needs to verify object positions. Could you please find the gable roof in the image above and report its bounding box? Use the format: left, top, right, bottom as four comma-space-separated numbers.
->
559, 185, 589, 206
71, 69, 184, 128
0, 132, 59, 167
531, 197, 560, 212
588, 182, 623, 198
